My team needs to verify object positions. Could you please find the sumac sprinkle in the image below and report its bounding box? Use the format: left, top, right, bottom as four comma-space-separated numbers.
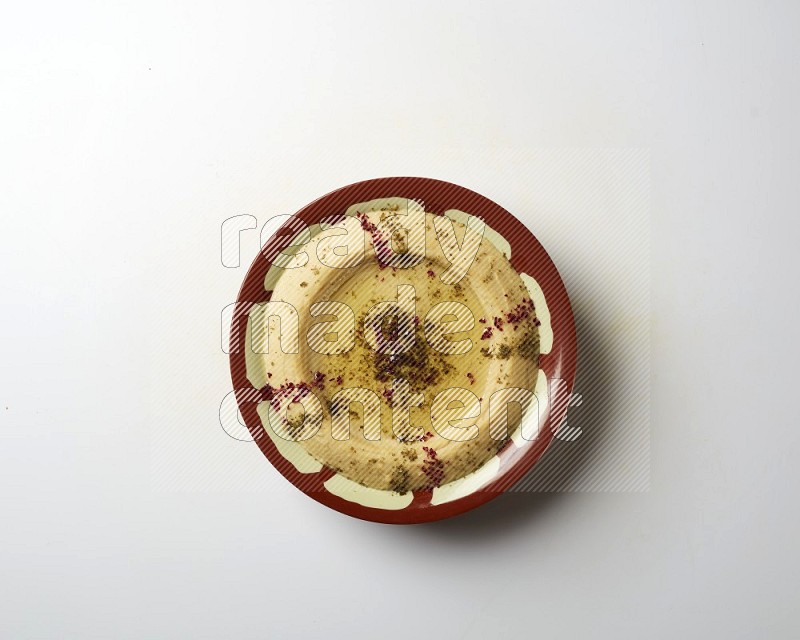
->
421, 446, 445, 489
357, 211, 392, 268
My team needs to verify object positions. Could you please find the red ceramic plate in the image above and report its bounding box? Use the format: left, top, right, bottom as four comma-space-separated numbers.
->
229, 177, 577, 523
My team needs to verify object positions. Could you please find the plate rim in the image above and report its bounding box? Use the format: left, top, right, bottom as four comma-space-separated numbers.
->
229, 176, 578, 524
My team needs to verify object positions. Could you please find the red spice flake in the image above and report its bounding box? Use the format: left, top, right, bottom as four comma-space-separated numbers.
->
504, 298, 536, 325
421, 431, 434, 442
335, 375, 344, 386
357, 211, 392, 268
356, 211, 377, 233
267, 372, 272, 378
534, 318, 542, 326
480, 327, 493, 340
421, 447, 445, 489
426, 269, 435, 278
478, 317, 486, 324
466, 372, 475, 385
413, 315, 421, 328
493, 316, 504, 331
262, 378, 319, 410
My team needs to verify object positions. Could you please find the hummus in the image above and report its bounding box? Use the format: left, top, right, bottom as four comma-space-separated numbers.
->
245, 198, 541, 493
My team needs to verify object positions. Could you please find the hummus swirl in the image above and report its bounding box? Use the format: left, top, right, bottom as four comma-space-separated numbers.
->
245, 199, 540, 493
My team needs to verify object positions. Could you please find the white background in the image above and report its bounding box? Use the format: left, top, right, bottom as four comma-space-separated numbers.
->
1, 1, 798, 638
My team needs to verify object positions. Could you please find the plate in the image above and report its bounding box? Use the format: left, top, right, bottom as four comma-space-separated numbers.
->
229, 177, 577, 523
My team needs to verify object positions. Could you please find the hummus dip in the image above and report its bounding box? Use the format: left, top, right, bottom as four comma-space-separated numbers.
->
245, 198, 541, 493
